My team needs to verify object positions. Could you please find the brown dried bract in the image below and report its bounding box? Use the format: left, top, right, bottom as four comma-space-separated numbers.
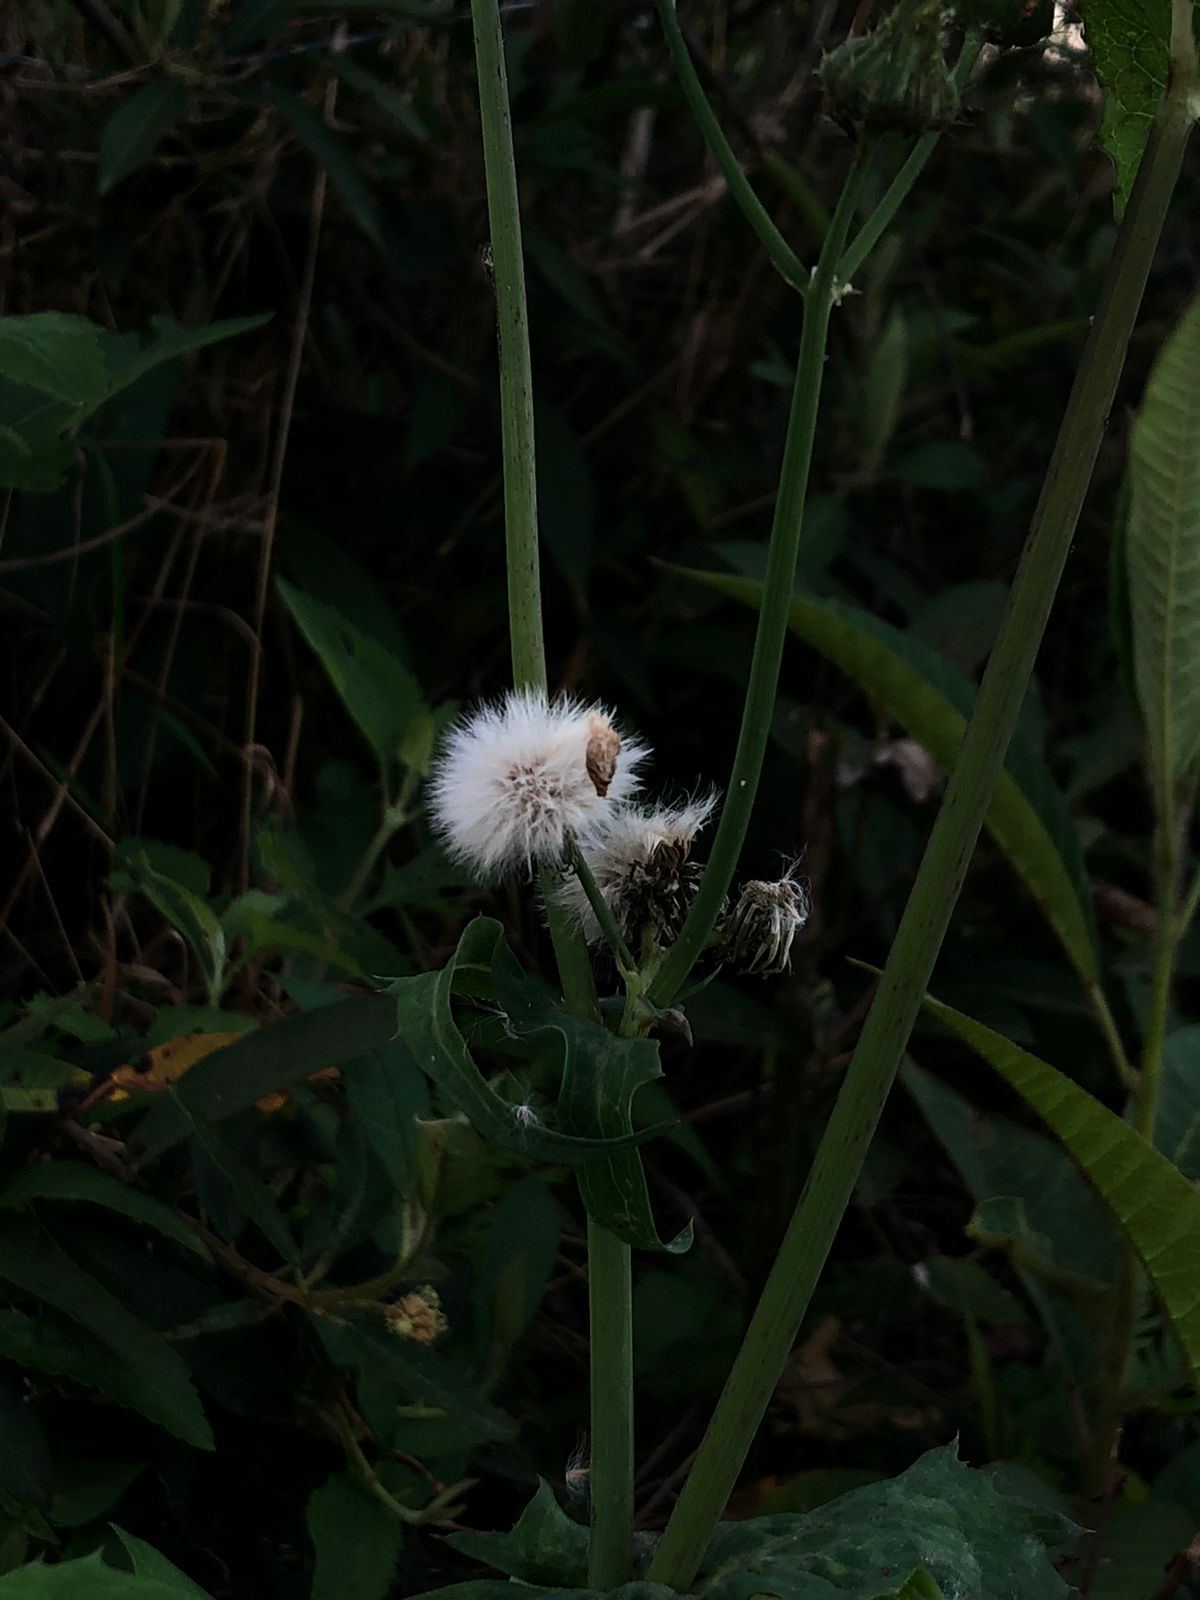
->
585, 715, 622, 797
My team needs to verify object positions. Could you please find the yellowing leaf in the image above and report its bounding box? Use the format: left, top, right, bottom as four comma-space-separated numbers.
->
110, 1032, 246, 1100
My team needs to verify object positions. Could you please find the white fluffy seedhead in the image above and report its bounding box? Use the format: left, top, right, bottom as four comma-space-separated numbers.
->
555, 792, 718, 947
427, 690, 649, 879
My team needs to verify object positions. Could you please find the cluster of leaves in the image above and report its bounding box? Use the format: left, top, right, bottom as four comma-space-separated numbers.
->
2, 0, 1200, 1596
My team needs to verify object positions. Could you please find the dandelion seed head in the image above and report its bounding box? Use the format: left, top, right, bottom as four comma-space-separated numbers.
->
555, 792, 718, 946
564, 1435, 590, 1502
427, 689, 649, 878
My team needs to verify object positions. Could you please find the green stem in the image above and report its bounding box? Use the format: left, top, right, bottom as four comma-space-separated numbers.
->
470, 0, 544, 696
470, 1, 627, 1578
587, 1216, 636, 1590
837, 133, 937, 285
1088, 982, 1138, 1095
649, 88, 1192, 1597
652, 0, 809, 293
648, 157, 869, 1010
566, 837, 637, 977
836, 36, 981, 286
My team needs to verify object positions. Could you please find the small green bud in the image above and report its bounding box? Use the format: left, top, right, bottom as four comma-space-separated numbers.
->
820, 0, 960, 136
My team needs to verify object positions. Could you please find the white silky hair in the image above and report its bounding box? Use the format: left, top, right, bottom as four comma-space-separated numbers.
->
427, 688, 649, 879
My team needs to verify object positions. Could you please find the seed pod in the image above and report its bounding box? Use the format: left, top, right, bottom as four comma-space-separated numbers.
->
821, 0, 959, 136
720, 875, 811, 976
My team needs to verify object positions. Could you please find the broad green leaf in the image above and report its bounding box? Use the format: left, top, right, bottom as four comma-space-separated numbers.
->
449, 1480, 589, 1588
314, 1317, 517, 1441
49, 1460, 143, 1529
925, 993, 1200, 1390
98, 79, 189, 195
1126, 294, 1200, 806
1083, 1496, 1196, 1600
698, 1443, 1074, 1600
1079, 0, 1174, 211
0, 1551, 209, 1598
902, 1062, 1116, 1285
257, 86, 384, 245
98, 314, 272, 395
491, 940, 690, 1252
110, 1529, 213, 1598
0, 314, 107, 405
277, 579, 423, 771
0, 1216, 212, 1450
1156, 1026, 1200, 1177
389, 918, 667, 1168
130, 994, 395, 1165
0, 1310, 198, 1444
0, 1163, 204, 1257
473, 1175, 561, 1348
172, 1099, 300, 1265
679, 568, 1099, 982
0, 1363, 52, 1511
307, 1472, 407, 1600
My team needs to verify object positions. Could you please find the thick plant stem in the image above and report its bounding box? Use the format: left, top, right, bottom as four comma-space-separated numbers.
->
653, 0, 808, 293
648, 99, 1192, 1596
648, 158, 868, 1009
470, 0, 544, 696
587, 1218, 636, 1589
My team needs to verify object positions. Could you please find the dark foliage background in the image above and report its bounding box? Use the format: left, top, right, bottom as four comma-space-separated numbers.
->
1, 1, 1199, 1596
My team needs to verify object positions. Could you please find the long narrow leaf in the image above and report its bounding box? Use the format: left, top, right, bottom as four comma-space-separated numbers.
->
677, 568, 1099, 983
1126, 294, 1200, 806
925, 994, 1200, 1388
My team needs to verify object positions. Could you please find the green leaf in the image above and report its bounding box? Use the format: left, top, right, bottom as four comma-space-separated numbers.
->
1079, 0, 1173, 212
389, 918, 667, 1169
1155, 1026, 1200, 1177
110, 1529, 213, 1598
0, 1552, 209, 1598
491, 942, 691, 1252
307, 1472, 407, 1600
258, 86, 384, 245
924, 993, 1200, 1392
0, 314, 108, 405
0, 1216, 212, 1450
679, 568, 1099, 982
314, 1317, 517, 1441
48, 1461, 143, 1529
277, 579, 423, 771
697, 1443, 1075, 1600
449, 1480, 589, 1588
109, 845, 226, 996
0, 1163, 204, 1257
332, 57, 429, 141
98, 79, 189, 195
0, 1363, 52, 1511
172, 1099, 300, 1265
473, 1175, 561, 1348
98, 314, 272, 396
130, 994, 395, 1165
1126, 293, 1200, 806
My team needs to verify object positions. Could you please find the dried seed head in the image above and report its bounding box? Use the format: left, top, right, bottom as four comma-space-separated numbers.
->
554, 794, 719, 949
385, 1286, 447, 1344
721, 873, 811, 976
427, 690, 649, 878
